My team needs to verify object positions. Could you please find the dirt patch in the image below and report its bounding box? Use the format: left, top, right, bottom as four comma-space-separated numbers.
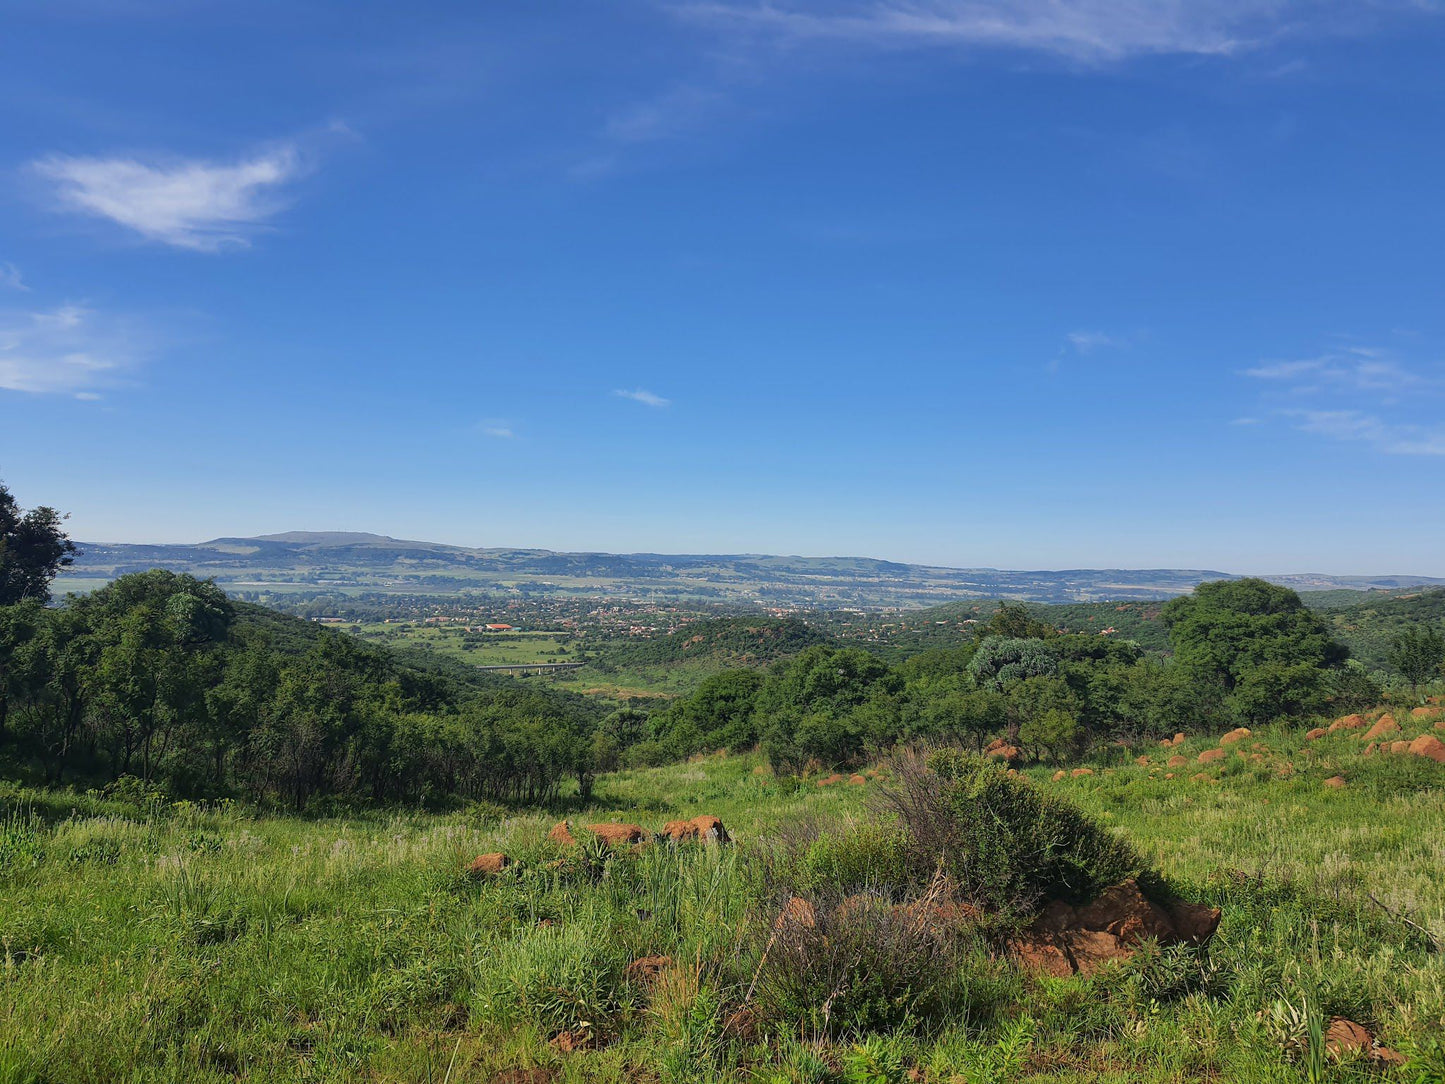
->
467, 852, 510, 876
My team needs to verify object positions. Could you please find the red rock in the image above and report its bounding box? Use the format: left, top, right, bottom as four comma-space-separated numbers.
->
1051, 770, 1067, 782
1389, 740, 1412, 755
1411, 706, 1441, 720
1164, 772, 1175, 779
1323, 775, 1346, 789
1364, 742, 1378, 756
1010, 936, 1074, 977
1325, 1018, 1372, 1058
466, 852, 510, 876
986, 744, 1021, 761
817, 773, 843, 787
1171, 732, 1186, 746
1330, 714, 1366, 732
547, 821, 576, 847
1013, 879, 1220, 976
1070, 768, 1093, 777
585, 822, 648, 847
625, 955, 672, 983
848, 773, 867, 785
1167, 755, 1187, 768
1408, 733, 1445, 763
661, 819, 700, 842
1306, 728, 1328, 741
689, 815, 730, 843
1135, 755, 1151, 767
1363, 715, 1399, 741
1197, 748, 1225, 765
1220, 727, 1251, 745
1071, 880, 1174, 944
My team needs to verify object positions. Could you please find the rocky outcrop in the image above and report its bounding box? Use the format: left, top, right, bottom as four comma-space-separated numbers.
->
1306, 728, 1328, 741
1219, 727, 1252, 745
1012, 879, 1221, 977
1197, 748, 1226, 765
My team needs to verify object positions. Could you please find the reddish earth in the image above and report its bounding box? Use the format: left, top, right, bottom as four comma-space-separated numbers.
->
1012, 879, 1221, 977
1363, 715, 1400, 741
1408, 734, 1445, 763
625, 955, 672, 984
586, 823, 649, 847
549, 821, 649, 847
466, 852, 510, 876
547, 821, 576, 847
1324, 1018, 1406, 1065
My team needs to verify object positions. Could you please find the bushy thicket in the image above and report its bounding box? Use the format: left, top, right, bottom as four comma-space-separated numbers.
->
632, 586, 1379, 772
0, 571, 601, 808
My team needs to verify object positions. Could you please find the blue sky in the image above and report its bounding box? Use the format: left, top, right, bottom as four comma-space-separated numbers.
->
2, 1, 1443, 573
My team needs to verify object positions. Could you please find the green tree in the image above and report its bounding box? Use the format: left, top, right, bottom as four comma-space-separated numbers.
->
0, 480, 78, 605
1162, 578, 1348, 724
1388, 625, 1445, 695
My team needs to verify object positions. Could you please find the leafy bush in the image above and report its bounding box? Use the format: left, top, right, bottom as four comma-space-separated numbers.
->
880, 748, 1139, 914
751, 888, 989, 1036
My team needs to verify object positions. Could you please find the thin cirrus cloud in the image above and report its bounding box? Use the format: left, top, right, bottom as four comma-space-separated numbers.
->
33, 146, 304, 251
613, 387, 671, 407
674, 0, 1337, 63
1240, 344, 1445, 456
1290, 410, 1445, 457
0, 304, 140, 398
0, 263, 28, 291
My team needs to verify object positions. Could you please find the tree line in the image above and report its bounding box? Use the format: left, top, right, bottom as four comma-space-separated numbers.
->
626, 582, 1407, 772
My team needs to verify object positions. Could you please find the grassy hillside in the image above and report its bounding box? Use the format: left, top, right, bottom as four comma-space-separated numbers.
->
3, 714, 1443, 1082
1309, 588, 1445, 671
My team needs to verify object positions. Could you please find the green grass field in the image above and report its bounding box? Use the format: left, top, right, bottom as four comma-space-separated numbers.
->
351, 624, 578, 667
2, 722, 1443, 1083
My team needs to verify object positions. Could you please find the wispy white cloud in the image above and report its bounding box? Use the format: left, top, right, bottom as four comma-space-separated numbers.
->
1241, 350, 1428, 393
0, 263, 28, 291
1289, 409, 1445, 456
481, 425, 515, 439
0, 304, 143, 396
614, 387, 671, 407
1066, 330, 1123, 354
33, 146, 304, 251
1229, 416, 1261, 425
675, 0, 1294, 63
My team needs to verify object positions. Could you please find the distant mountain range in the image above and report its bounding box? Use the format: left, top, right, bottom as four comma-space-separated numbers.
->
55, 531, 1445, 608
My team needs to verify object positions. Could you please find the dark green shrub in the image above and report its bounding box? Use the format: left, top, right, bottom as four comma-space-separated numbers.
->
881, 748, 1139, 914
